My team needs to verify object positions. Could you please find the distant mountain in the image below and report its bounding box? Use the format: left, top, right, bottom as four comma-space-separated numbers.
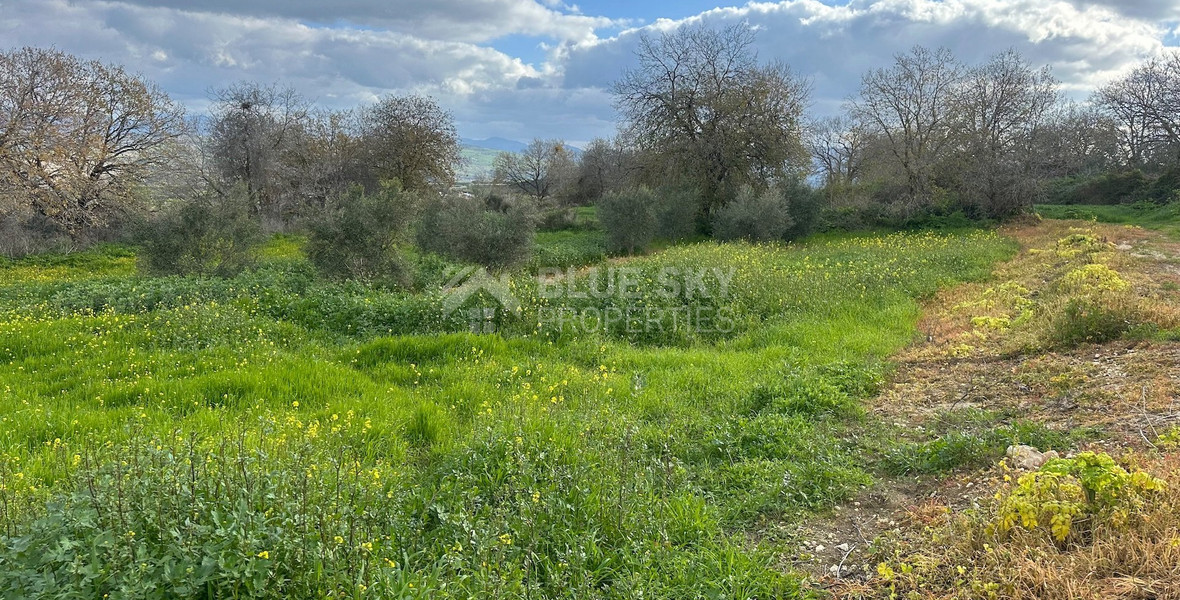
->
460, 137, 528, 153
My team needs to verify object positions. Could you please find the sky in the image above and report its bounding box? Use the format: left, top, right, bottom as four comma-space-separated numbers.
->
1, 0, 1178, 145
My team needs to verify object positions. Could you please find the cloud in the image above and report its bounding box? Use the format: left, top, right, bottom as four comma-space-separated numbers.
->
0, 0, 1176, 141
0, 0, 543, 107
80, 0, 622, 44
1061, 0, 1180, 21
563, 0, 1176, 116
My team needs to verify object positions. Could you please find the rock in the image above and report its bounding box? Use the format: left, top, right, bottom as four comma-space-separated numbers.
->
1006, 444, 1059, 470
814, 544, 826, 552
835, 543, 851, 552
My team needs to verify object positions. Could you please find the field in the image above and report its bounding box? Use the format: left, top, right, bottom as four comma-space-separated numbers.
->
0, 228, 1016, 597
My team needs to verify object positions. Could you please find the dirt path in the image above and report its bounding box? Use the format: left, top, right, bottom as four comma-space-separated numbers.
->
789, 219, 1180, 594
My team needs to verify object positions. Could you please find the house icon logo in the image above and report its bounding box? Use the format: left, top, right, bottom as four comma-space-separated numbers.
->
440, 267, 520, 332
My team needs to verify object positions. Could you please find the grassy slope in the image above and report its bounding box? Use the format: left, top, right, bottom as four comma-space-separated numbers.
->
458, 146, 501, 182
0, 231, 1014, 598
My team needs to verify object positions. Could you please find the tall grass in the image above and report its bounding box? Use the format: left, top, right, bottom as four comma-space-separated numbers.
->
0, 230, 1014, 598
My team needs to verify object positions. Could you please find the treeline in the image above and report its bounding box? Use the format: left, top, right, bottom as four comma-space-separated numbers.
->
2, 27, 1179, 266
498, 28, 1180, 244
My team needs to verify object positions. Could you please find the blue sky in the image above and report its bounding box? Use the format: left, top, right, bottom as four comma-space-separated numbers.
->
1, 0, 1177, 144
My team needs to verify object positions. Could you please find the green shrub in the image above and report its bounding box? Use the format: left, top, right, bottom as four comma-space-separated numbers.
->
1145, 164, 1180, 204
305, 183, 416, 286
598, 187, 657, 254
1043, 171, 1150, 205
536, 202, 578, 232
653, 183, 701, 241
779, 178, 823, 240
994, 452, 1166, 543
134, 189, 263, 277
711, 186, 792, 242
416, 195, 535, 270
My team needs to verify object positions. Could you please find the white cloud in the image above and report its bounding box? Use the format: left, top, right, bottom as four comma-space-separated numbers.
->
81, 0, 622, 44
0, 0, 543, 107
0, 0, 1176, 140
563, 0, 1177, 115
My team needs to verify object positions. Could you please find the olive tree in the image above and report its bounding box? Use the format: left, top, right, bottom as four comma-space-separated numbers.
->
359, 94, 461, 191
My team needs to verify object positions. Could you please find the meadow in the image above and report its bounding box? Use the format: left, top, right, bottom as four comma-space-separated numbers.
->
0, 229, 1016, 598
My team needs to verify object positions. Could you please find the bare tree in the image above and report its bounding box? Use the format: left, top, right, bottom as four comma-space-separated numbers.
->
0, 47, 186, 237
1034, 102, 1121, 177
493, 139, 575, 200
613, 23, 810, 216
299, 109, 365, 210
849, 46, 963, 204
206, 82, 312, 220
1095, 53, 1180, 169
359, 94, 461, 192
808, 116, 866, 194
571, 137, 632, 204
956, 49, 1059, 216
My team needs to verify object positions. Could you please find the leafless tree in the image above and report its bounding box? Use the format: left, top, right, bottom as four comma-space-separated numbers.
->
493, 138, 575, 200
1033, 101, 1121, 178
206, 82, 312, 221
0, 47, 186, 237
1095, 53, 1180, 169
359, 94, 461, 192
613, 23, 810, 214
571, 137, 632, 204
956, 49, 1059, 216
848, 46, 963, 204
808, 116, 866, 193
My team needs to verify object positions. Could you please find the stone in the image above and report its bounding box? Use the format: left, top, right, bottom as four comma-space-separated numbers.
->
1006, 444, 1059, 470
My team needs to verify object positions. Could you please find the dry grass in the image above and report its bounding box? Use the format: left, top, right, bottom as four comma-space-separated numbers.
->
851, 452, 1180, 600
804, 218, 1180, 598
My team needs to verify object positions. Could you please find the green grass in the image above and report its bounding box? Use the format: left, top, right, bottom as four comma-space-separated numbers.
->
0, 230, 1015, 598
879, 408, 1101, 476
457, 146, 501, 182
1036, 203, 1180, 239
529, 229, 607, 271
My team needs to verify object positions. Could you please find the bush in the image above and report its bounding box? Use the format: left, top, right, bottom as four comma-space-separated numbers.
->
653, 183, 701, 241
416, 195, 535, 270
779, 178, 823, 240
134, 189, 263, 277
598, 188, 658, 254
711, 186, 792, 242
1043, 171, 1150, 205
0, 211, 74, 258
305, 183, 416, 286
994, 452, 1166, 544
1145, 164, 1180, 204
535, 200, 578, 232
